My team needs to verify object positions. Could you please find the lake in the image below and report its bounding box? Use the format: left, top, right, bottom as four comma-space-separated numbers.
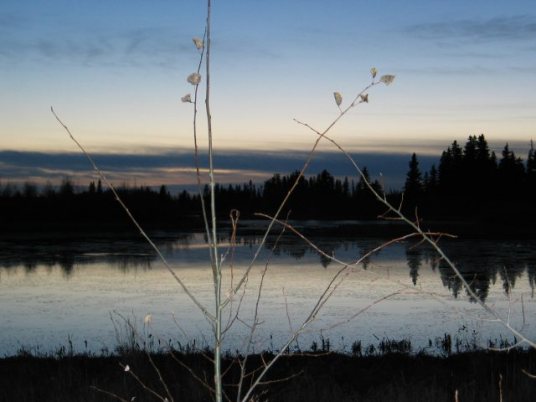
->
1, 222, 535, 356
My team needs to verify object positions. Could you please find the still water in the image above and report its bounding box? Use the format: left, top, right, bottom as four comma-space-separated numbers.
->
1, 224, 536, 356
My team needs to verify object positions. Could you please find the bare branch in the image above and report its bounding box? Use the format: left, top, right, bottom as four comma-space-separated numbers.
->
51, 107, 214, 323
522, 369, 536, 379
298, 126, 536, 349
90, 386, 131, 402
120, 362, 169, 402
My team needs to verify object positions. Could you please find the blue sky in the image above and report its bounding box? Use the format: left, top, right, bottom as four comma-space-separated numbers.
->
1, 0, 535, 188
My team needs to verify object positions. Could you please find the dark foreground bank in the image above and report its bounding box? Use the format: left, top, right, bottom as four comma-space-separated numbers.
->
1, 349, 536, 402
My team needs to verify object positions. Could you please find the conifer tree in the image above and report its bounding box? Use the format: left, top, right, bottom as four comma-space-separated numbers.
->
527, 140, 536, 197
404, 153, 423, 201
498, 143, 525, 197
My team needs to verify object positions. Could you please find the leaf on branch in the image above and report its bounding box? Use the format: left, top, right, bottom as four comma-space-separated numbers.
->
360, 93, 369, 103
370, 67, 378, 79
334, 92, 343, 107
380, 75, 396, 85
187, 73, 202, 85
181, 94, 192, 103
192, 37, 204, 50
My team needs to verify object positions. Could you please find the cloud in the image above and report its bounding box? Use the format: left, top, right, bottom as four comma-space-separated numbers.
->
0, 149, 441, 191
0, 18, 189, 69
406, 15, 536, 43
4, 142, 533, 192
0, 10, 277, 70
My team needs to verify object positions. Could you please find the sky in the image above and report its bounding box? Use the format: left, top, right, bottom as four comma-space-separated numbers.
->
1, 0, 536, 189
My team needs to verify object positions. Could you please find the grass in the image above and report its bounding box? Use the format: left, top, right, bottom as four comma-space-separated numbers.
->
2, 340, 535, 402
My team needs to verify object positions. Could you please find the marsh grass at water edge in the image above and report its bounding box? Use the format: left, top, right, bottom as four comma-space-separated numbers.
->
1, 348, 536, 401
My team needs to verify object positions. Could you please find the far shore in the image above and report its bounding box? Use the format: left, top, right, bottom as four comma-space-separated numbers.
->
2, 218, 536, 240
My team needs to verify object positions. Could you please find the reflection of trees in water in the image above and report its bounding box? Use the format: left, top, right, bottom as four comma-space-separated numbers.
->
255, 235, 536, 302
405, 246, 421, 286
436, 260, 489, 302
59, 254, 75, 277
23, 261, 37, 273
263, 235, 386, 269
498, 253, 526, 295
528, 261, 536, 297
7, 251, 153, 276
355, 239, 385, 269
433, 241, 533, 302
0, 236, 175, 275
3, 234, 536, 302
421, 246, 440, 271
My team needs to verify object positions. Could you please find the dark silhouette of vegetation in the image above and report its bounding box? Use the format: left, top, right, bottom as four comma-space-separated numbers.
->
1, 134, 536, 234
400, 135, 536, 233
1, 346, 535, 402
0, 179, 202, 231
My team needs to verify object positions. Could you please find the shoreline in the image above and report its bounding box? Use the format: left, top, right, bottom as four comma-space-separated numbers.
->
2, 218, 536, 240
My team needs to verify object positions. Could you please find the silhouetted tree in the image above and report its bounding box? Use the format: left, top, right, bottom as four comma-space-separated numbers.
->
23, 182, 38, 198
88, 181, 96, 194
438, 140, 463, 195
498, 143, 525, 197
43, 181, 56, 198
424, 164, 438, 194
404, 153, 423, 208
527, 140, 536, 198
59, 178, 75, 198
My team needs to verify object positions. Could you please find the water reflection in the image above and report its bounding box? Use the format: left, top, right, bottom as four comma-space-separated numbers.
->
1, 232, 536, 302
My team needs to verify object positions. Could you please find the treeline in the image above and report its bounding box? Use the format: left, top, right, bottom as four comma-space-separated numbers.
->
0, 169, 383, 229
402, 134, 536, 224
0, 180, 200, 229
1, 134, 536, 230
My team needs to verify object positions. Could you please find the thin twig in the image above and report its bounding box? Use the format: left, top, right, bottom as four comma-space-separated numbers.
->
522, 368, 536, 379
168, 350, 216, 395
223, 82, 381, 311
51, 107, 213, 323
120, 363, 168, 402
90, 386, 131, 402
237, 218, 288, 402
299, 126, 536, 349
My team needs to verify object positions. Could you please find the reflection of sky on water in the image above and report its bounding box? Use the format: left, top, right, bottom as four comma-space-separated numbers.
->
1, 231, 535, 356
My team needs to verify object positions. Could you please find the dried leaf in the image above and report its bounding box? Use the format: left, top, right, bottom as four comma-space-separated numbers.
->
379, 75, 395, 85
187, 73, 201, 85
334, 92, 343, 107
370, 67, 378, 79
192, 37, 204, 50
144, 314, 152, 325
181, 94, 192, 103
360, 93, 369, 103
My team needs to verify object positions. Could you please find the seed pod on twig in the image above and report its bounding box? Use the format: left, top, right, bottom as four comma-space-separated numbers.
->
334, 92, 343, 107
192, 37, 204, 50
380, 75, 396, 85
187, 73, 202, 85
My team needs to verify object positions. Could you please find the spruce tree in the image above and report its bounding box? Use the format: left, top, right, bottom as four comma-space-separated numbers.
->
404, 153, 423, 204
